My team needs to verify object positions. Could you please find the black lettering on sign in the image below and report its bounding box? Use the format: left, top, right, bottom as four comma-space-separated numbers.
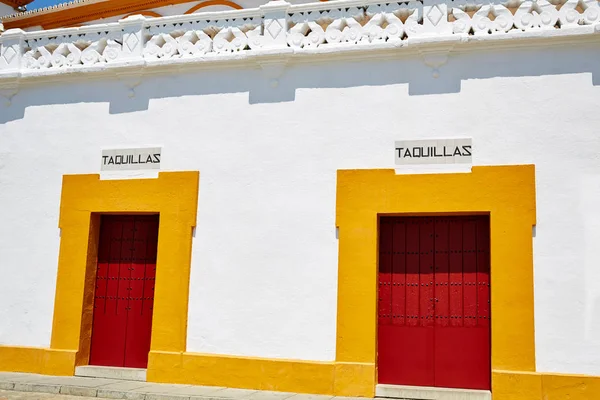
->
152, 154, 161, 163
404, 148, 412, 158
108, 156, 114, 165
462, 145, 472, 156
453, 146, 462, 156
396, 148, 404, 158
413, 147, 421, 158
443, 146, 451, 157
102, 156, 108, 165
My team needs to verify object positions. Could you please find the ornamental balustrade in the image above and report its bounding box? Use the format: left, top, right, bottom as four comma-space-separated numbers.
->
1, 0, 599, 73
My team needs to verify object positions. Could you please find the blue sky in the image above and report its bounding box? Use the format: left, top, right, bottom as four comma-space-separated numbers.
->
28, 0, 71, 10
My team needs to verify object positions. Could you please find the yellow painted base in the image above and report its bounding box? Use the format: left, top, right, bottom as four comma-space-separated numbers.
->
147, 351, 375, 397
1, 346, 599, 399
493, 370, 600, 400
0, 346, 75, 376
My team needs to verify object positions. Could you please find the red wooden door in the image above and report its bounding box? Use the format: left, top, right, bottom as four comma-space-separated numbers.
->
377, 216, 490, 390
89, 215, 159, 369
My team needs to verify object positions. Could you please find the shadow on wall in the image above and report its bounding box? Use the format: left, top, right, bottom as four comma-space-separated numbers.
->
0, 42, 599, 123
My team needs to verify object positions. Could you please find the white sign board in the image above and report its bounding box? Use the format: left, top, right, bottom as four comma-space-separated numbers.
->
101, 147, 161, 171
395, 139, 472, 165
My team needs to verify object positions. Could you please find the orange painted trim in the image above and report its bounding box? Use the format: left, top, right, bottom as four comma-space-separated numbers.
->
0, 0, 33, 9
184, 0, 242, 14
3, 0, 238, 30
124, 10, 162, 18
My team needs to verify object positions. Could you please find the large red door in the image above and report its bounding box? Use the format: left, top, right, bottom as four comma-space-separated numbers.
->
89, 215, 159, 369
377, 216, 490, 390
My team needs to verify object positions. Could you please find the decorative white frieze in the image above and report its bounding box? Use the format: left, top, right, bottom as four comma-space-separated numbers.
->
0, 0, 599, 77
0, 29, 25, 71
20, 26, 122, 69
450, 0, 600, 35
143, 13, 264, 59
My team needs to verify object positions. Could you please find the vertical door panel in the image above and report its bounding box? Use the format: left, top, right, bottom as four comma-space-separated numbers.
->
378, 215, 490, 391
90, 215, 159, 369
434, 219, 449, 328
378, 220, 393, 325
403, 218, 434, 386
378, 218, 434, 387
90, 218, 128, 367
448, 219, 464, 328
377, 219, 396, 383
124, 216, 158, 368
391, 220, 406, 328
434, 216, 491, 391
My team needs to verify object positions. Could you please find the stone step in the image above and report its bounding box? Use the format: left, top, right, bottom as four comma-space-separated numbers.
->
375, 384, 491, 400
75, 366, 147, 382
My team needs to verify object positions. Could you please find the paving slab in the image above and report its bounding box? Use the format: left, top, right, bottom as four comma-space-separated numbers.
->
0, 373, 45, 383
132, 383, 194, 394
286, 395, 333, 400
0, 373, 364, 400
99, 381, 152, 392
96, 388, 147, 400
145, 394, 191, 400
245, 391, 295, 400
172, 386, 225, 397
59, 386, 99, 397
0, 373, 48, 383
0, 388, 97, 399
12, 382, 61, 394
203, 388, 257, 399
37, 376, 117, 388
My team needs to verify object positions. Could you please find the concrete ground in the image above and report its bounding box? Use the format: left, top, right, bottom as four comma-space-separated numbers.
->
0, 389, 98, 399
0, 373, 354, 400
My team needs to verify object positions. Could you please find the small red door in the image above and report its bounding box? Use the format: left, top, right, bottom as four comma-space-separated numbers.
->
377, 216, 490, 390
89, 215, 159, 369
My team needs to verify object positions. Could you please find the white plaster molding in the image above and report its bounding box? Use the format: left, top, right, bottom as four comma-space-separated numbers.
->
411, 37, 460, 78
114, 66, 145, 98
255, 50, 292, 87
0, 82, 18, 106
259, 1, 291, 50
0, 0, 599, 86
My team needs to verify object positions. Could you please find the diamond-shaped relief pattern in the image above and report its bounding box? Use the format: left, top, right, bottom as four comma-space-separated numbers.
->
1, 46, 17, 65
125, 32, 140, 52
266, 20, 283, 39
427, 5, 444, 26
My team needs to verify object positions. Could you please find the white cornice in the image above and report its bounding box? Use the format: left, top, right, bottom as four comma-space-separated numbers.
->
1, 26, 599, 89
1, 0, 599, 92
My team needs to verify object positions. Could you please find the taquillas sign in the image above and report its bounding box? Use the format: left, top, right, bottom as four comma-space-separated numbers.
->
395, 139, 472, 165
101, 147, 162, 171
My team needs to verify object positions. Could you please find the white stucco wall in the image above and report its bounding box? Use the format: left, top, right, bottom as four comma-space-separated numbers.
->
0, 42, 599, 375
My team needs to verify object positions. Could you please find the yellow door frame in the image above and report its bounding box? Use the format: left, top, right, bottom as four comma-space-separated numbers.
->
49, 171, 198, 373
334, 165, 537, 398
